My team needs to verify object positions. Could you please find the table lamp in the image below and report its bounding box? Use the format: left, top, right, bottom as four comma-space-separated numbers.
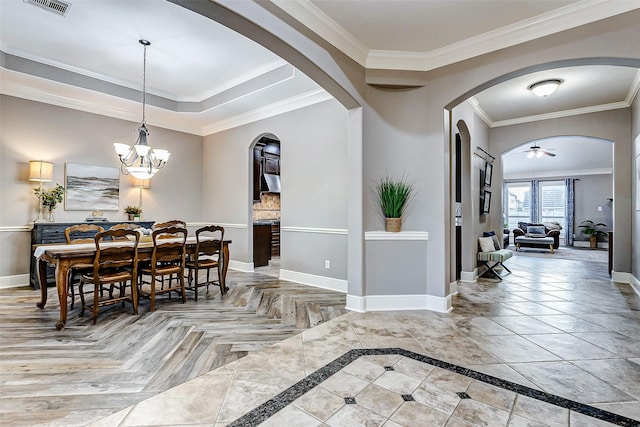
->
29, 160, 54, 222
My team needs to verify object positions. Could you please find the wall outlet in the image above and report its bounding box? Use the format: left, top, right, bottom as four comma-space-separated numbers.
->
597, 206, 602, 211
324, 260, 330, 269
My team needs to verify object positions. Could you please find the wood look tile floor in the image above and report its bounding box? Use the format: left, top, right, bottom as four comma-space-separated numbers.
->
0, 270, 347, 426
2, 255, 639, 426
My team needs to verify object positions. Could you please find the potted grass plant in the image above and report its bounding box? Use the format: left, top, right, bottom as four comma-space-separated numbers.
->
375, 174, 415, 232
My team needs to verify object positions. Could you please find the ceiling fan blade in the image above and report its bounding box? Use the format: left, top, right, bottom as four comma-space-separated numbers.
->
543, 151, 556, 157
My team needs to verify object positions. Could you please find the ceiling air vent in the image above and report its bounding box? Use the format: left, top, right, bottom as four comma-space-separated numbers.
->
24, 0, 71, 17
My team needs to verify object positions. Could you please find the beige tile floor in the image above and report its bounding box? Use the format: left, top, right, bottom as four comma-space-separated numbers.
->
91, 256, 640, 427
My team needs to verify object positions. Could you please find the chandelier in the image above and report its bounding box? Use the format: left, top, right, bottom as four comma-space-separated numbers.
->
114, 39, 170, 179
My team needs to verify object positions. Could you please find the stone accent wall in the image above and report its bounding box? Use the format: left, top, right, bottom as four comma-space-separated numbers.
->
253, 193, 280, 220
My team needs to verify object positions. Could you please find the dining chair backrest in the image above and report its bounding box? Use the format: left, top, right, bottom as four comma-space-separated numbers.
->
150, 226, 187, 270
65, 224, 105, 244
153, 220, 186, 230
91, 229, 140, 281
195, 225, 224, 259
109, 223, 140, 240
153, 220, 187, 239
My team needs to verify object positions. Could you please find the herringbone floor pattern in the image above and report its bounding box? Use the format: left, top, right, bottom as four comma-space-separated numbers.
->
0, 270, 348, 427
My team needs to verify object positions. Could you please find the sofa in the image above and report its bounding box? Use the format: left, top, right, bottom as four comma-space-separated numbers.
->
512, 222, 562, 249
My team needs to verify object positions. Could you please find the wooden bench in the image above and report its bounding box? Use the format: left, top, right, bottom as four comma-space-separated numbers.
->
477, 249, 513, 280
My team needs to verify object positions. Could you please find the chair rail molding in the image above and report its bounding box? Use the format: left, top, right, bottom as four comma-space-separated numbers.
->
365, 231, 429, 241
0, 226, 31, 232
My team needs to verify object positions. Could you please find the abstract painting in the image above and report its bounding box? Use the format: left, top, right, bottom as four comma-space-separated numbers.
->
65, 163, 119, 210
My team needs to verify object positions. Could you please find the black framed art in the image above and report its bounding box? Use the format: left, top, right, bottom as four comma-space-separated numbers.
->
482, 190, 492, 214
483, 161, 493, 187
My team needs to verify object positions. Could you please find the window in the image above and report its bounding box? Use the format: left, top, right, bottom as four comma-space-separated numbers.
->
504, 182, 531, 230
539, 181, 566, 239
503, 180, 568, 242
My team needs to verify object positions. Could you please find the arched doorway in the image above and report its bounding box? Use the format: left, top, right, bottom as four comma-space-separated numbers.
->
446, 59, 638, 297
250, 133, 281, 277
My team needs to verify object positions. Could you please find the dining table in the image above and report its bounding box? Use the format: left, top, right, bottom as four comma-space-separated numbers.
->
34, 237, 231, 330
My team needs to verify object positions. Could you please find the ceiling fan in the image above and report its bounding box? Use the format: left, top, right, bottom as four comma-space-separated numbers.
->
525, 144, 556, 158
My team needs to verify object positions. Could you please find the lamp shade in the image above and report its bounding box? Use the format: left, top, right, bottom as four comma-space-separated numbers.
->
132, 177, 150, 189
28, 160, 54, 182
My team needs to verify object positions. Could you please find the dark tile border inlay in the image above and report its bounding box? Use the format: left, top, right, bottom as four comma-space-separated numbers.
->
228, 348, 640, 427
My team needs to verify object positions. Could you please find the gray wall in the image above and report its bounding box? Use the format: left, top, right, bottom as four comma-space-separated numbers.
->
202, 99, 349, 279
574, 174, 613, 241
0, 95, 202, 276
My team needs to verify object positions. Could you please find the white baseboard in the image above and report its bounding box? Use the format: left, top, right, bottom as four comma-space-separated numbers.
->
573, 241, 609, 249
345, 293, 452, 313
449, 281, 458, 295
460, 270, 477, 282
279, 269, 347, 293
611, 270, 630, 284
229, 260, 253, 273
0, 274, 29, 289
346, 295, 365, 312
630, 274, 640, 297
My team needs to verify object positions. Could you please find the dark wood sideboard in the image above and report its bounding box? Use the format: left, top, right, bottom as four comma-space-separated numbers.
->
30, 221, 154, 289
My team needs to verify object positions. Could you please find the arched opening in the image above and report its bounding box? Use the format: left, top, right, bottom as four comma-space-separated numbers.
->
446, 59, 638, 297
249, 133, 282, 277
502, 136, 613, 261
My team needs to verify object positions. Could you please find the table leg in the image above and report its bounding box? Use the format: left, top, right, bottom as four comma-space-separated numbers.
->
550, 244, 554, 254
221, 243, 230, 294
36, 258, 49, 309
55, 262, 70, 330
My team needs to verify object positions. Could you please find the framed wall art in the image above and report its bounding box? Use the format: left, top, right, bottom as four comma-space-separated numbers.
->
65, 163, 120, 211
482, 190, 492, 214
483, 161, 493, 187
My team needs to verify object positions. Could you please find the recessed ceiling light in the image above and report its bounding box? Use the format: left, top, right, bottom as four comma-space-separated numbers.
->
528, 79, 563, 97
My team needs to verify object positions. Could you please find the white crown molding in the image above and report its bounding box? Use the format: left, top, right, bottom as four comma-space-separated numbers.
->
625, 69, 640, 105
281, 226, 347, 235
275, 0, 640, 72
365, 231, 429, 241
203, 89, 332, 135
491, 101, 630, 128
467, 97, 494, 128
270, 0, 369, 66
504, 168, 613, 181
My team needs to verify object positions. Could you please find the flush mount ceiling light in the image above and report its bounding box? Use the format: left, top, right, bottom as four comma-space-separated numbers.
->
114, 39, 170, 180
528, 79, 563, 97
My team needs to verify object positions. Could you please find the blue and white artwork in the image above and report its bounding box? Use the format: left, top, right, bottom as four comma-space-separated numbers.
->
65, 163, 119, 211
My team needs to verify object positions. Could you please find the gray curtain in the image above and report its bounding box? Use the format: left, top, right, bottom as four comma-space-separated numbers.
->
530, 180, 540, 223
565, 178, 575, 246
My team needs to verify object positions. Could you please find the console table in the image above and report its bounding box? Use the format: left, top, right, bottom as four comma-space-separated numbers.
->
30, 221, 154, 289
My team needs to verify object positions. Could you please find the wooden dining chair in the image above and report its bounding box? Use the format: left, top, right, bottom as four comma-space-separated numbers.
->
138, 226, 187, 311
109, 223, 140, 240
64, 224, 105, 309
78, 229, 140, 324
185, 225, 225, 300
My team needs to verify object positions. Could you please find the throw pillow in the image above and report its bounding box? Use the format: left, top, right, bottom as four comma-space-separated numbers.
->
479, 236, 496, 252
482, 231, 502, 250
526, 225, 545, 236
490, 235, 501, 250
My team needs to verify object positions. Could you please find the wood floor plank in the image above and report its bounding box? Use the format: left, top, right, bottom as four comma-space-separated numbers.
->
0, 270, 347, 427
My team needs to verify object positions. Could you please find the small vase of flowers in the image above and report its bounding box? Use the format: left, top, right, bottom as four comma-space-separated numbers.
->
34, 184, 64, 222
124, 205, 142, 221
